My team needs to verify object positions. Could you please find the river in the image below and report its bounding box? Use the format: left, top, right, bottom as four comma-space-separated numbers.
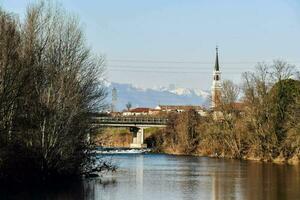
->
2, 152, 300, 200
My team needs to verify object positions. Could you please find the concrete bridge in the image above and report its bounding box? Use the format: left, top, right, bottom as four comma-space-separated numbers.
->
90, 116, 168, 148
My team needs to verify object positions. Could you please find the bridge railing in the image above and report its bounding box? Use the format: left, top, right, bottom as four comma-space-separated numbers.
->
90, 117, 168, 125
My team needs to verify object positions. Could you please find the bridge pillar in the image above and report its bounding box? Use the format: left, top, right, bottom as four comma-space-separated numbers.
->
130, 127, 147, 148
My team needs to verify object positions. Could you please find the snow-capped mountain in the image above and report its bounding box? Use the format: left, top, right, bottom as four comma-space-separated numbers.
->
106, 82, 210, 111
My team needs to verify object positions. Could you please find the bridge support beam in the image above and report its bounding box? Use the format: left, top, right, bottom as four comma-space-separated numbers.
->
130, 127, 147, 148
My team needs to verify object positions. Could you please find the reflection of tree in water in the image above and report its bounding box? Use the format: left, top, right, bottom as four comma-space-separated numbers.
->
177, 156, 202, 199
211, 159, 241, 200
242, 162, 300, 200
172, 156, 241, 200
100, 179, 117, 188
1, 181, 86, 200
135, 155, 144, 199
84, 178, 118, 199
211, 160, 300, 200
2, 156, 300, 199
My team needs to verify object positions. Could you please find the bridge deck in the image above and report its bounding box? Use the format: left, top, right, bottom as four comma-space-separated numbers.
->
91, 117, 168, 127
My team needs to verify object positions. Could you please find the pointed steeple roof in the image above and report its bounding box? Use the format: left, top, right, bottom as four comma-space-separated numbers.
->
214, 46, 220, 71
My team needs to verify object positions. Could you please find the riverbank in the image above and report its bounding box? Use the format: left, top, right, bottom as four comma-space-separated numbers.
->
94, 127, 300, 165
152, 147, 300, 165
93, 127, 160, 148
94, 128, 132, 147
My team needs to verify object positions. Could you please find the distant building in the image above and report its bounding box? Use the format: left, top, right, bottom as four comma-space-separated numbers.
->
210, 48, 247, 120
110, 112, 123, 117
155, 105, 207, 116
212, 102, 246, 120
148, 109, 161, 115
211, 47, 222, 108
122, 107, 152, 116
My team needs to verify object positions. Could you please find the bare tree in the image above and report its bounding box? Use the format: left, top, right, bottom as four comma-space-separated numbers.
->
0, 10, 25, 144
126, 102, 132, 111
296, 71, 300, 80
221, 80, 240, 105
217, 80, 243, 157
0, 2, 108, 184
174, 109, 200, 153
270, 60, 295, 83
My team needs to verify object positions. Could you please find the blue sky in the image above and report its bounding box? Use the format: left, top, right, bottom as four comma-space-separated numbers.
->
1, 0, 300, 90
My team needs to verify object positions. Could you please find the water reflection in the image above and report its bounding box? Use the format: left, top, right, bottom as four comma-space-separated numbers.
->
1, 154, 299, 200
90, 155, 300, 200
242, 162, 300, 200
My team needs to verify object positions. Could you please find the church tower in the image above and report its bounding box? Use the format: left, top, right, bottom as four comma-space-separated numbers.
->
211, 47, 222, 108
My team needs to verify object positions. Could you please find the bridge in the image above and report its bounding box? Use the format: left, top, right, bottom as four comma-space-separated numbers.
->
91, 116, 168, 148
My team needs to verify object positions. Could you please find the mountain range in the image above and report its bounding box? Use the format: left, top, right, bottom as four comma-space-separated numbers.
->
105, 82, 210, 111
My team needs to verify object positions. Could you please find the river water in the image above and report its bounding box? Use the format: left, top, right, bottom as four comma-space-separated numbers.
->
2, 152, 300, 200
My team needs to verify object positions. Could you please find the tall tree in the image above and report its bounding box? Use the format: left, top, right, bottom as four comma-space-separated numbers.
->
0, 2, 107, 184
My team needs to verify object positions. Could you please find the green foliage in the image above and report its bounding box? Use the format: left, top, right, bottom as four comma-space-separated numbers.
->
269, 79, 300, 141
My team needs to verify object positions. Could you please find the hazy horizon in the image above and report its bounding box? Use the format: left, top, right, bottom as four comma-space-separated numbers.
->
1, 0, 300, 90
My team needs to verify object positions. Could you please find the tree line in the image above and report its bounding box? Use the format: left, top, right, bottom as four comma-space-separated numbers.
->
0, 2, 108, 185
151, 61, 300, 163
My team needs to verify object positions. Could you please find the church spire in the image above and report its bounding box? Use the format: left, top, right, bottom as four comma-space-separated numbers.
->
214, 46, 219, 71
211, 46, 222, 108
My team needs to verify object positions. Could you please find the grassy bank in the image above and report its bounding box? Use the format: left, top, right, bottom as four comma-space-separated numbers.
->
94, 128, 132, 147
93, 127, 164, 148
